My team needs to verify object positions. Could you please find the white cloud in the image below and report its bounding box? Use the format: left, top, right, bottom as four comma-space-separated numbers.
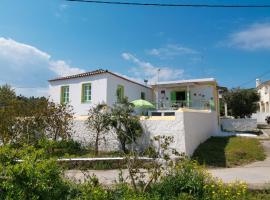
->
147, 44, 199, 59
122, 52, 184, 84
228, 23, 270, 50
59, 4, 68, 11
0, 37, 85, 96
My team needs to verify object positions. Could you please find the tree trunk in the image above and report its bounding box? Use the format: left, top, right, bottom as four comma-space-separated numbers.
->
120, 139, 128, 154
94, 132, 99, 156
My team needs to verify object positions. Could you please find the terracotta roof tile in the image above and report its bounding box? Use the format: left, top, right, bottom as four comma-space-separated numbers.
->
48, 69, 151, 89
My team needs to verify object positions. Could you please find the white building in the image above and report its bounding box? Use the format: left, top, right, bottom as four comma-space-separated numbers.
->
49, 69, 219, 116
49, 69, 220, 156
253, 79, 270, 123
49, 69, 152, 116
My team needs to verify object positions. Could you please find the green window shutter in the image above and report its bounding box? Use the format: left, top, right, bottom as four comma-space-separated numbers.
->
61, 86, 69, 104
141, 92, 145, 100
170, 91, 176, 102
61, 86, 64, 104
116, 85, 124, 102
81, 84, 84, 103
81, 83, 91, 103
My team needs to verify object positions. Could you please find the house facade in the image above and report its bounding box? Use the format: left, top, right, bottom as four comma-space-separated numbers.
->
48, 69, 220, 156
49, 69, 219, 116
252, 79, 270, 123
49, 69, 152, 116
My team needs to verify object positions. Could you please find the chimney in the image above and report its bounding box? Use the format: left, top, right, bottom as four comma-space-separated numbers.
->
256, 79, 261, 87
144, 79, 148, 86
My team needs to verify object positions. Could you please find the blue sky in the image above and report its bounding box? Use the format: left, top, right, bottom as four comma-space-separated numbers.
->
1, 0, 270, 96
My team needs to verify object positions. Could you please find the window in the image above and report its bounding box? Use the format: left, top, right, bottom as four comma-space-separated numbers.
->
61, 86, 69, 104
116, 85, 124, 102
82, 83, 91, 103
141, 92, 145, 100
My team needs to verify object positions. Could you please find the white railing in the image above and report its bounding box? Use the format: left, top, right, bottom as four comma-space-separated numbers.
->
154, 100, 215, 111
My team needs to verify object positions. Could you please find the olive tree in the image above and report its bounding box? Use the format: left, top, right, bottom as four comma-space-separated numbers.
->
39, 101, 74, 141
86, 104, 110, 156
110, 98, 143, 154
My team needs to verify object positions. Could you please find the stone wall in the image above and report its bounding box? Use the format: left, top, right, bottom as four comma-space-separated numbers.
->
220, 118, 257, 132
72, 120, 120, 151
72, 110, 218, 156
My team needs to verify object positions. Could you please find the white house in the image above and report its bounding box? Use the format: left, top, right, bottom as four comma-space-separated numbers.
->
48, 69, 220, 156
252, 78, 270, 123
49, 69, 153, 116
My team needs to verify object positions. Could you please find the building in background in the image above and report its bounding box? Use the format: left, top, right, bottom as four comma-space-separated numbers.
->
252, 78, 270, 123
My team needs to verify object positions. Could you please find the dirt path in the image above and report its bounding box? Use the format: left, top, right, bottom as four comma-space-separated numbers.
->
65, 137, 270, 189
209, 140, 270, 189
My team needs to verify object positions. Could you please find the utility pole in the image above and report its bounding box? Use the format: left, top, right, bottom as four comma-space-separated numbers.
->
156, 69, 161, 109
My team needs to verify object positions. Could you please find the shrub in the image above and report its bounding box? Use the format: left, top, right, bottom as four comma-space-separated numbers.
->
0, 145, 70, 200
37, 138, 83, 157
149, 160, 247, 200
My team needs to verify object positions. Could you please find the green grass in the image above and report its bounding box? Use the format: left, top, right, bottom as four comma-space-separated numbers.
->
192, 137, 266, 168
60, 150, 123, 159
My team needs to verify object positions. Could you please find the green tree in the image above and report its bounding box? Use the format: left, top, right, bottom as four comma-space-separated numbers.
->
87, 104, 111, 156
0, 85, 17, 145
223, 88, 260, 118
110, 98, 143, 154
39, 101, 74, 141
0, 145, 70, 200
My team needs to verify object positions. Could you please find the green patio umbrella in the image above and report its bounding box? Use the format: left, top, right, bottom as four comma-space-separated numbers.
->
131, 99, 155, 109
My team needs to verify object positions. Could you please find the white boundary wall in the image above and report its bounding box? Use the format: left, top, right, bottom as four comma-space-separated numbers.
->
183, 111, 219, 156
252, 112, 269, 124
72, 110, 218, 156
220, 118, 257, 132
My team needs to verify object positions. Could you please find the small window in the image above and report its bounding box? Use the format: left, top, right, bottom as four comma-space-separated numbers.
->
141, 92, 145, 100
61, 86, 69, 104
82, 83, 91, 103
116, 85, 124, 102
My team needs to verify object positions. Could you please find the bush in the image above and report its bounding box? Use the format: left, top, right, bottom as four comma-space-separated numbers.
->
149, 160, 247, 200
0, 145, 71, 200
37, 138, 83, 157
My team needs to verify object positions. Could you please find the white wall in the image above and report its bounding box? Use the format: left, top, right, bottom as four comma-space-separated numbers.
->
220, 118, 257, 131
106, 73, 153, 107
49, 73, 153, 116
183, 111, 219, 156
49, 73, 108, 116
154, 84, 216, 109
140, 113, 186, 154
70, 111, 218, 156
252, 112, 269, 124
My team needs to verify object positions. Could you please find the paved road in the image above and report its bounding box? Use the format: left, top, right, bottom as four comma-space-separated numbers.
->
65, 140, 270, 189
209, 140, 270, 189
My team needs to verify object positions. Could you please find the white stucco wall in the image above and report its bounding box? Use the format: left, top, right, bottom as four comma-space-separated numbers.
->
49, 73, 108, 116
106, 74, 152, 107
183, 111, 219, 156
49, 73, 153, 116
220, 118, 257, 132
140, 113, 186, 154
252, 112, 269, 124
71, 111, 218, 156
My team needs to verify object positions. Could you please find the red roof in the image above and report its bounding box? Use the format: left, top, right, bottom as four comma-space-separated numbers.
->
48, 69, 151, 89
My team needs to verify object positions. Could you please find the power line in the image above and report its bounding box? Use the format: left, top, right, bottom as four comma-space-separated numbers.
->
238, 69, 270, 88
66, 0, 270, 8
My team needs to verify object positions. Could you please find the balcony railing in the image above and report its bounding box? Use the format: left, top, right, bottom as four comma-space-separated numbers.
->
153, 100, 215, 111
